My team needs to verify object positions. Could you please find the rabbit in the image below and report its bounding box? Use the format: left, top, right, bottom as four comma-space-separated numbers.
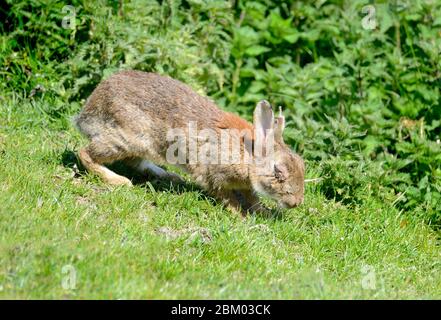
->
74, 70, 304, 214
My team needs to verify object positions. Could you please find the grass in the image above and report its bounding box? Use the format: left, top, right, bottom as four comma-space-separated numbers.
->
0, 101, 440, 299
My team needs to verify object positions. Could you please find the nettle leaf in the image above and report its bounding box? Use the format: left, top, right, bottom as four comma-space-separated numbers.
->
267, 56, 294, 67
300, 29, 320, 42
265, 9, 299, 44
379, 6, 394, 33
239, 68, 255, 78
234, 26, 260, 43
434, 15, 441, 26
283, 32, 299, 44
311, 18, 341, 37
418, 175, 429, 189
231, 26, 260, 58
413, 82, 439, 97
247, 80, 266, 93
242, 1, 267, 23
244, 45, 270, 57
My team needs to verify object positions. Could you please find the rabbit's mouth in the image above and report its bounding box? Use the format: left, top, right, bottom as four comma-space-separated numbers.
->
280, 199, 303, 209
278, 201, 288, 209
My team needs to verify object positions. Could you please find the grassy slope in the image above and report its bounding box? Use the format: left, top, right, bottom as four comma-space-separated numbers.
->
0, 102, 440, 299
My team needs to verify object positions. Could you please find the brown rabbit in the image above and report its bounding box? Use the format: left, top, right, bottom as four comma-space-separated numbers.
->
75, 70, 304, 214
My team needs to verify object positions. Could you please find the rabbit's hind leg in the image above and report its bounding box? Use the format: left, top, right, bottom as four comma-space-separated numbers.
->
78, 145, 132, 186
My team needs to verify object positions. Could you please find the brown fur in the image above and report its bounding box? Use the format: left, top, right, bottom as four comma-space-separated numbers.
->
217, 112, 254, 132
75, 71, 304, 214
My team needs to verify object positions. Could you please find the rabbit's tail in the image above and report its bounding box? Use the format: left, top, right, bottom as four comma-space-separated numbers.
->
71, 112, 91, 138
71, 113, 83, 131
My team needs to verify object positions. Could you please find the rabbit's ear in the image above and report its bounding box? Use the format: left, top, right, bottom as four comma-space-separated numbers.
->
253, 100, 274, 146
274, 106, 285, 143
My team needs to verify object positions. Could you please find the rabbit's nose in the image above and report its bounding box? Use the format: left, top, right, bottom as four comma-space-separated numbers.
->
284, 198, 303, 208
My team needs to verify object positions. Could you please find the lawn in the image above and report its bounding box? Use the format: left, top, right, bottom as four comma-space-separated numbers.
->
1, 101, 440, 299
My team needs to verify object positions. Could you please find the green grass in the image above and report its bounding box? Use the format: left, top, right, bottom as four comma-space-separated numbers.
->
1, 0, 440, 300
1, 102, 440, 299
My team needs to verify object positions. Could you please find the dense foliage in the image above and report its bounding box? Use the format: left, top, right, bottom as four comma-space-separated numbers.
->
1, 0, 440, 226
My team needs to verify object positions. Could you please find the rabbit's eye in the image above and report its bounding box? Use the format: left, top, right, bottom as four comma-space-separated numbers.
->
274, 164, 287, 182
274, 172, 284, 182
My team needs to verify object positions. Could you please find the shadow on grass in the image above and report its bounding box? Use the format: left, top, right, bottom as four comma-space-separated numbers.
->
60, 149, 284, 219
60, 149, 204, 193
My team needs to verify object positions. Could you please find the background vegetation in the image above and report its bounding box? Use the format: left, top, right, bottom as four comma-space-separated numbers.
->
0, 0, 440, 299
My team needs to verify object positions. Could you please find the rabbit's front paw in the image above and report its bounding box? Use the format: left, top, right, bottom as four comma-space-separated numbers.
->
249, 203, 272, 216
166, 172, 185, 184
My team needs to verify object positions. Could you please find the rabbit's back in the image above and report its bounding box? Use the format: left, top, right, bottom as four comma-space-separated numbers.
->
77, 71, 223, 132
75, 71, 228, 162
